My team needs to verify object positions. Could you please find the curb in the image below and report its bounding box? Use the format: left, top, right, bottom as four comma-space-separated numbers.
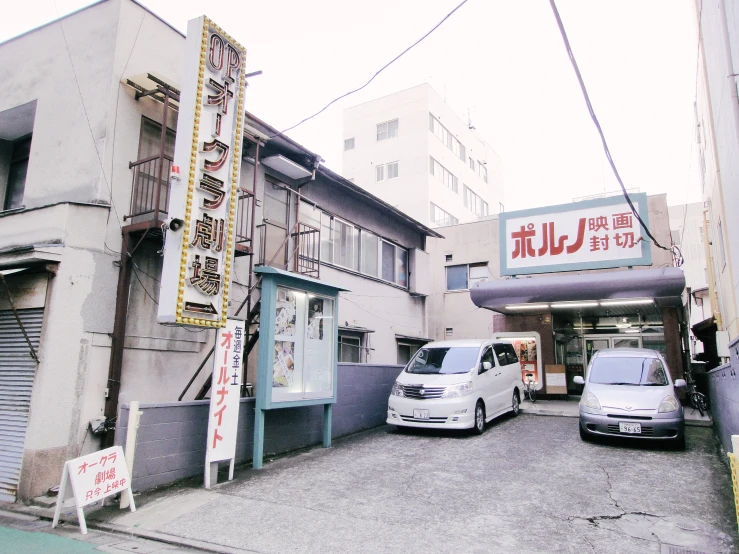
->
2, 504, 254, 554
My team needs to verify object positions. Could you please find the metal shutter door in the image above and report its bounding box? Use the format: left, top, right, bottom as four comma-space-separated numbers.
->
0, 308, 43, 502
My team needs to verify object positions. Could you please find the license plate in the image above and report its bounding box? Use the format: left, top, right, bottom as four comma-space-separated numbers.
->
413, 409, 430, 420
619, 422, 641, 434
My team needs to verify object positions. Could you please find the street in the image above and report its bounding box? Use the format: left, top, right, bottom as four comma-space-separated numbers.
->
67, 414, 736, 554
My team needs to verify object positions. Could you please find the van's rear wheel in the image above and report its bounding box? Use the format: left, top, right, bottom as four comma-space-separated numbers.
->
511, 390, 520, 416
473, 401, 485, 435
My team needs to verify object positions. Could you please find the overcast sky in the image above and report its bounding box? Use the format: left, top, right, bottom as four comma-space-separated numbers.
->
2, 0, 700, 212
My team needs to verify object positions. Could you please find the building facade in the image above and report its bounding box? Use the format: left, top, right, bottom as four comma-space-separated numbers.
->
693, 0, 739, 353
426, 193, 685, 394
342, 84, 504, 228
0, 0, 438, 502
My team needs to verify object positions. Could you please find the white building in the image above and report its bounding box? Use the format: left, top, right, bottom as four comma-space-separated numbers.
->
342, 84, 504, 228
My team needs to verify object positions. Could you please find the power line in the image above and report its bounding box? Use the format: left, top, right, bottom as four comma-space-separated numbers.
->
273, 0, 470, 138
547, 0, 672, 254
131, 264, 159, 305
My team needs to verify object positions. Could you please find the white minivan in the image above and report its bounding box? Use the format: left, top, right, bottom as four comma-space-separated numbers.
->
387, 339, 524, 434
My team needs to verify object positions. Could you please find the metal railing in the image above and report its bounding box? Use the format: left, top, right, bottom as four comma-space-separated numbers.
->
128, 154, 173, 220
235, 188, 255, 253
292, 222, 320, 278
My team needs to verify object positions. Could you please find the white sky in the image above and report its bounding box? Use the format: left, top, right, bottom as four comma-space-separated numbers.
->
1, 0, 701, 212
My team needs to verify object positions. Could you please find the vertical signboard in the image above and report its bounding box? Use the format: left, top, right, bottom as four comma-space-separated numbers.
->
205, 318, 245, 487
158, 17, 247, 328
499, 193, 652, 276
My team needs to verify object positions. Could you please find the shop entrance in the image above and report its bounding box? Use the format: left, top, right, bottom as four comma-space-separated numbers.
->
584, 335, 640, 365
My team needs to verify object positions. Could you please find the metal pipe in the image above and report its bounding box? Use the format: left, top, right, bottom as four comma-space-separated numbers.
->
104, 232, 133, 447
154, 89, 170, 223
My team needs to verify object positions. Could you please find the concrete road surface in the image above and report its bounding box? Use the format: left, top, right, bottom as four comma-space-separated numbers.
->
83, 413, 737, 554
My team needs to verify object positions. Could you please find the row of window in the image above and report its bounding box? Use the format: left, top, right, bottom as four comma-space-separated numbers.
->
429, 113, 465, 161
344, 118, 400, 151
300, 201, 409, 288
429, 156, 458, 193
430, 203, 458, 226
338, 333, 427, 365
376, 161, 399, 182
463, 185, 489, 217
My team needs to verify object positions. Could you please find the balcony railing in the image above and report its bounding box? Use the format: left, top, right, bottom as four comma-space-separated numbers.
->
258, 220, 320, 278
234, 188, 255, 257
128, 154, 173, 221
292, 223, 320, 278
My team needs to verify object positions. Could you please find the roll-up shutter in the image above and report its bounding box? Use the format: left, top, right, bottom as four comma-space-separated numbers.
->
0, 308, 43, 502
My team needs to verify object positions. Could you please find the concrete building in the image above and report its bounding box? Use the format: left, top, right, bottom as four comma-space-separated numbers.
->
692, 0, 739, 353
342, 84, 504, 229
426, 193, 686, 394
0, 0, 439, 502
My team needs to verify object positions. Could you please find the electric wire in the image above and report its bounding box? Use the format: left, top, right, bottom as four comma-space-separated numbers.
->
273, 0, 469, 138
548, 0, 673, 256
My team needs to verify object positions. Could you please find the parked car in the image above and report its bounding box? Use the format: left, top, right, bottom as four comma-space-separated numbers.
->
574, 348, 686, 449
387, 339, 524, 434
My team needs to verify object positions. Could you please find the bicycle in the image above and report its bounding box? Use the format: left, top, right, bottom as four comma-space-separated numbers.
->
523, 373, 537, 403
684, 365, 708, 416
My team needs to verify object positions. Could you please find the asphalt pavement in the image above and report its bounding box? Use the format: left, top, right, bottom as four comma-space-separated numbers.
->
41, 413, 733, 554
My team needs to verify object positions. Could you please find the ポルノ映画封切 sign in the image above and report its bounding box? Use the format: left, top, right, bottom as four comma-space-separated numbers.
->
158, 16, 247, 328
499, 193, 652, 276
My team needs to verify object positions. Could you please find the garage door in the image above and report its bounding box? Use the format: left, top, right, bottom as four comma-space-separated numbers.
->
0, 308, 43, 502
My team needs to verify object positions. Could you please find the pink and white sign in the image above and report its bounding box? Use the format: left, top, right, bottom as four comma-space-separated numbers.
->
500, 194, 652, 276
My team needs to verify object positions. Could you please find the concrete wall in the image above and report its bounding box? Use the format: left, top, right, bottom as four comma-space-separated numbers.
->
115, 363, 402, 491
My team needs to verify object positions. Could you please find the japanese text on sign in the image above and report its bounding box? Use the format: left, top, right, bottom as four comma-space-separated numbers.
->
500, 195, 651, 275
68, 446, 131, 508
206, 319, 245, 462
157, 16, 247, 328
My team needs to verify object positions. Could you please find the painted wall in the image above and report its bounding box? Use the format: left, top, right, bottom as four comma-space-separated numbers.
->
342, 83, 503, 228
115, 363, 402, 492
706, 333, 739, 454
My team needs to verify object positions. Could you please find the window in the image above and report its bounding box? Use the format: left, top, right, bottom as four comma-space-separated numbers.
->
469, 158, 475, 171
338, 334, 362, 363
361, 232, 379, 277
718, 220, 727, 269
493, 343, 518, 366
4, 136, 32, 210
463, 185, 489, 217
377, 119, 398, 141
429, 157, 458, 192
430, 203, 458, 226
446, 263, 489, 291
382, 241, 395, 282
320, 212, 333, 264
344, 138, 355, 151
429, 112, 466, 161
333, 218, 359, 271
396, 247, 408, 288
376, 161, 399, 182
398, 341, 426, 365
478, 161, 488, 183
445, 328, 453, 337
445, 254, 453, 262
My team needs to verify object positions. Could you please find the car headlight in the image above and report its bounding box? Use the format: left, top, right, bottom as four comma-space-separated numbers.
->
658, 395, 680, 413
441, 381, 473, 398
391, 381, 405, 397
581, 391, 601, 410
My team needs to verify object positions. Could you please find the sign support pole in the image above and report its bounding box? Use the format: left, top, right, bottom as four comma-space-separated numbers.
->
323, 404, 332, 448
253, 408, 265, 469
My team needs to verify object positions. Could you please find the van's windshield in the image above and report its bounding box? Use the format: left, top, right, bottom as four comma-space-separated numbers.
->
406, 347, 479, 374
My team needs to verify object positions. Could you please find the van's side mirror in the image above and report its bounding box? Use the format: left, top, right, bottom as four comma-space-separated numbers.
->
573, 376, 585, 385
674, 379, 687, 388
481, 361, 492, 373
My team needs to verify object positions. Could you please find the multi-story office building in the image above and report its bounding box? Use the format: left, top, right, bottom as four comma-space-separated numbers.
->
342, 84, 504, 228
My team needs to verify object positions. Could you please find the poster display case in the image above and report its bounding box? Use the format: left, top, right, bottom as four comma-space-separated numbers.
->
253, 267, 348, 469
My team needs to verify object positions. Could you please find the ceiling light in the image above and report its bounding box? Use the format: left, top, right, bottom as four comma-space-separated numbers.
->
599, 299, 653, 307
550, 302, 599, 309
505, 304, 550, 310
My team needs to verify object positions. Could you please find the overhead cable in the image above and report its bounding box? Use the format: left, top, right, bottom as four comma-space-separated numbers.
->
548, 0, 672, 254
273, 0, 469, 138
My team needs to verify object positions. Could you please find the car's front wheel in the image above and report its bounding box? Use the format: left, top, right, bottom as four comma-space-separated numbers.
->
472, 401, 485, 435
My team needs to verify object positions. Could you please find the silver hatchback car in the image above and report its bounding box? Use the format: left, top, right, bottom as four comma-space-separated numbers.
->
574, 348, 686, 449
